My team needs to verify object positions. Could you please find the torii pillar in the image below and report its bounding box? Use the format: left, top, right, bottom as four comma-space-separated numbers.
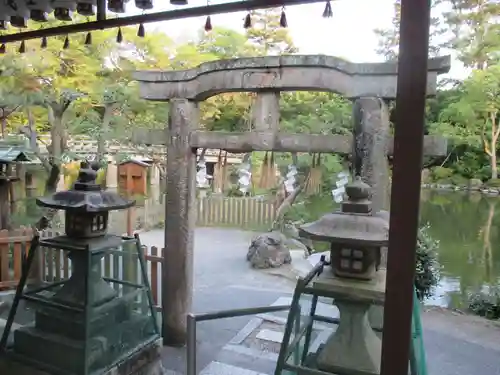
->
132, 54, 450, 346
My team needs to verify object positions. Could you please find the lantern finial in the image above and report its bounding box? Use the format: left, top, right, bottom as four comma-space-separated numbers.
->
342, 177, 372, 214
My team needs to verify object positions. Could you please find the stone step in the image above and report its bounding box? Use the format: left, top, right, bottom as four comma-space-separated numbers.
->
200, 361, 269, 375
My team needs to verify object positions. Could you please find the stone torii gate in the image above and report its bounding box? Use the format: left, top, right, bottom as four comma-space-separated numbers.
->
132, 54, 450, 346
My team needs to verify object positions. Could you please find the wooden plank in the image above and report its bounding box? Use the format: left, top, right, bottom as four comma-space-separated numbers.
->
0, 230, 10, 287
132, 129, 447, 156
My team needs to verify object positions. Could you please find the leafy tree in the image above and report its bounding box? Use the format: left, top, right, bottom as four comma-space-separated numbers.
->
246, 8, 298, 55
373, 0, 446, 60
443, 0, 500, 70
439, 65, 500, 179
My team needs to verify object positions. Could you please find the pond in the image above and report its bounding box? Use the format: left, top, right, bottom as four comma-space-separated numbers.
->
296, 190, 500, 310
420, 190, 500, 309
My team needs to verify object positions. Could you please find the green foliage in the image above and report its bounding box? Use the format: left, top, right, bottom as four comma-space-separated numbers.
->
468, 291, 500, 319
485, 179, 500, 188
431, 166, 454, 181
415, 224, 441, 301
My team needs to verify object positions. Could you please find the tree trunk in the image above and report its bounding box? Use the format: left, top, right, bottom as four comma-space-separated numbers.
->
96, 104, 116, 165
491, 150, 497, 180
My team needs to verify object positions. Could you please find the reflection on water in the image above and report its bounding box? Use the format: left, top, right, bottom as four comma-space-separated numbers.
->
420, 190, 500, 309
300, 190, 500, 310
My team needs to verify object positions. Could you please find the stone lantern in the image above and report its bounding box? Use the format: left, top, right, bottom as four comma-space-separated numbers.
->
293, 176, 389, 375
0, 161, 160, 375
299, 176, 388, 281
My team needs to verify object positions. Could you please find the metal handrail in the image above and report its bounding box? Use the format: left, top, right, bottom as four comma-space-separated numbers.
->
186, 304, 292, 375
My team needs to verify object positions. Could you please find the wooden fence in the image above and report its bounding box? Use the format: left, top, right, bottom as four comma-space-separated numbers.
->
0, 196, 275, 306
196, 196, 276, 228
0, 227, 48, 290
106, 196, 277, 232
0, 229, 164, 311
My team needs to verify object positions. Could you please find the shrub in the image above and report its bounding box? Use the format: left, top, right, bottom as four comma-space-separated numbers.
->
415, 223, 441, 301
468, 291, 500, 320
430, 166, 454, 181
449, 174, 469, 186
485, 178, 500, 188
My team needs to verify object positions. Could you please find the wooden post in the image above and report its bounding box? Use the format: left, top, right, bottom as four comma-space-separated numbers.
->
162, 98, 198, 346
381, 0, 432, 374
0, 180, 9, 230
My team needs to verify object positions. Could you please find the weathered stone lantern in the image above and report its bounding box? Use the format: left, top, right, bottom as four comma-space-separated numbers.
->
0, 161, 160, 375
300, 176, 388, 281
289, 176, 389, 375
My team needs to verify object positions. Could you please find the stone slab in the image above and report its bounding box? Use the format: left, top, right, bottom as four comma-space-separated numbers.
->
256, 329, 284, 344
200, 361, 268, 375
313, 268, 386, 303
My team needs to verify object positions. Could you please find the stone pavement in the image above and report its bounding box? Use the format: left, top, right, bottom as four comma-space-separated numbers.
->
2, 228, 500, 375
138, 228, 500, 375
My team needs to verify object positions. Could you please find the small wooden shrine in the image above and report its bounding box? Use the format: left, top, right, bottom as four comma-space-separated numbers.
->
0, 146, 31, 230
118, 159, 150, 196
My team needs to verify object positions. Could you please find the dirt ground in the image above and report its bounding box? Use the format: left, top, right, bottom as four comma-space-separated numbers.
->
422, 306, 500, 352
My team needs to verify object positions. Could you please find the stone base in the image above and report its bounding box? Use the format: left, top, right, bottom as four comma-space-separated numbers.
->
312, 269, 386, 375
12, 313, 157, 374
317, 299, 381, 375
0, 338, 165, 375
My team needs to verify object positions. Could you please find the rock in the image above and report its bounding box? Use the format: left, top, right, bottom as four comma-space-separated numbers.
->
247, 231, 292, 269
468, 178, 483, 190
421, 168, 432, 184
286, 238, 311, 257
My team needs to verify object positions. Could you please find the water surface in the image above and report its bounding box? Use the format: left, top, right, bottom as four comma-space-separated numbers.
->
420, 190, 500, 309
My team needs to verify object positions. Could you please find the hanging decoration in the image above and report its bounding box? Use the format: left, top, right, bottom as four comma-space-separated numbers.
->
84, 31, 92, 45
258, 152, 277, 189
137, 22, 145, 37
204, 0, 212, 32
63, 35, 70, 49
116, 27, 123, 43
41, 35, 48, 48
26, 0, 52, 22
135, 0, 153, 10
76, 0, 97, 16
323, 0, 333, 18
284, 163, 297, 194
204, 15, 212, 32
52, 0, 76, 21
213, 150, 228, 193
3, 0, 29, 28
243, 11, 252, 29
238, 154, 252, 195
305, 154, 323, 195
18, 40, 26, 53
196, 159, 209, 188
108, 0, 129, 13
10, 16, 29, 29
280, 6, 288, 28
332, 170, 349, 203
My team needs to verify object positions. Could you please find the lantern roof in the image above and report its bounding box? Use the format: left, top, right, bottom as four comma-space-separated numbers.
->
36, 161, 134, 212
299, 177, 389, 246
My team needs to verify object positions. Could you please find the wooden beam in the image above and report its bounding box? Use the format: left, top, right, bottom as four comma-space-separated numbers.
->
130, 129, 447, 156
381, 0, 432, 375
0, 0, 325, 44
